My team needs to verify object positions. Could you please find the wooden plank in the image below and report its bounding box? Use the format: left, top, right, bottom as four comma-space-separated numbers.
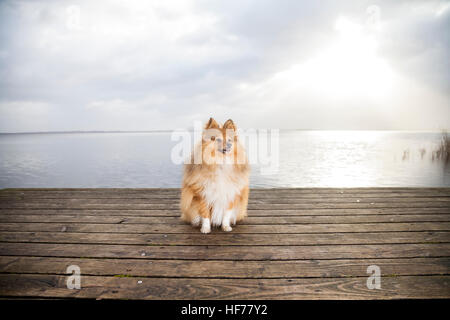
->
2, 214, 450, 224
0, 242, 448, 260
1, 256, 449, 278
2, 195, 450, 202
1, 201, 449, 209
2, 191, 450, 200
1, 231, 448, 246
1, 207, 449, 216
1, 189, 448, 195
0, 222, 449, 233
0, 188, 449, 300
2, 196, 450, 204
2, 187, 450, 193
0, 274, 448, 299
2, 197, 450, 205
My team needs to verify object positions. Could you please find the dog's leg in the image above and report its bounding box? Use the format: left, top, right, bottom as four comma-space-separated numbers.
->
222, 201, 235, 232
235, 185, 249, 223
200, 217, 211, 234
221, 209, 233, 232
188, 195, 211, 233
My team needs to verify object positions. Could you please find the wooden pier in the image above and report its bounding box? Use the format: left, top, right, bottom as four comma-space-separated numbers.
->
0, 188, 449, 299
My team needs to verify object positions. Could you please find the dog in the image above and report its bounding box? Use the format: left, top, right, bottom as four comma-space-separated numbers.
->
180, 118, 250, 233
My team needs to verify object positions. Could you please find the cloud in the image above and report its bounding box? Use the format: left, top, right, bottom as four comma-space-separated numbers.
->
0, 100, 53, 132
0, 0, 448, 131
377, 0, 450, 93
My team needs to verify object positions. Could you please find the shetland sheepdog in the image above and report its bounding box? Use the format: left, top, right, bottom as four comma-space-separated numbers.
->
180, 118, 250, 234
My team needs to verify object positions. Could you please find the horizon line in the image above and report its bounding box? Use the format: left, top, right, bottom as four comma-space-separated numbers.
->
0, 129, 448, 135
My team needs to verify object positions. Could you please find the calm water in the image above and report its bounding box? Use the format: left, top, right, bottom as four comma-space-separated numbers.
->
0, 131, 448, 188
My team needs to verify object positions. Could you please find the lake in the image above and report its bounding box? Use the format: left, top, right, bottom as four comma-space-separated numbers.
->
0, 131, 448, 188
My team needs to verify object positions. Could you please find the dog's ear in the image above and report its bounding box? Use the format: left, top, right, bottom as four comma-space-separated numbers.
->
205, 117, 219, 129
223, 119, 236, 131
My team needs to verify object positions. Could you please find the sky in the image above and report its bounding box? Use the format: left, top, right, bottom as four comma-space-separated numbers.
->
0, 0, 449, 132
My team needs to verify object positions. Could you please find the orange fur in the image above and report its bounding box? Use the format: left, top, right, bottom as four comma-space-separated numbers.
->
180, 118, 250, 233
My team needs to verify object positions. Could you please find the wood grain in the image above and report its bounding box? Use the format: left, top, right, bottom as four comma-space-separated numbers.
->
1, 231, 449, 246
1, 199, 449, 210
1, 213, 450, 224
1, 242, 449, 260
1, 256, 449, 278
1, 222, 449, 233
1, 187, 449, 300
0, 274, 448, 299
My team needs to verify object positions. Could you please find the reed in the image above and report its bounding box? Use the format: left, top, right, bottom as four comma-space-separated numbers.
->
432, 131, 449, 164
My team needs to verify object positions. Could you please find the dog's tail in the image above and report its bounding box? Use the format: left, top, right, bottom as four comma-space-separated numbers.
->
180, 186, 195, 213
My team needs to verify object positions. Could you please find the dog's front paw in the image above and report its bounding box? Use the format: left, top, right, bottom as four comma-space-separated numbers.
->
200, 225, 211, 234
200, 218, 211, 234
222, 225, 232, 232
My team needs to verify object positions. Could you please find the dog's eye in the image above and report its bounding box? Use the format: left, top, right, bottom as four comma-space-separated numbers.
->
210, 136, 215, 141
216, 138, 222, 143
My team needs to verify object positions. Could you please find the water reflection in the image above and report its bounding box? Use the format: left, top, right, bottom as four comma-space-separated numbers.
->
0, 131, 448, 188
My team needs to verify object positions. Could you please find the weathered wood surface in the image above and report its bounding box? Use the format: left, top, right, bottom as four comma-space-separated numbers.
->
0, 188, 449, 300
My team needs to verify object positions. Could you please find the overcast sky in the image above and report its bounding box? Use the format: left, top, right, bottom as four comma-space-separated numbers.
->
0, 0, 449, 132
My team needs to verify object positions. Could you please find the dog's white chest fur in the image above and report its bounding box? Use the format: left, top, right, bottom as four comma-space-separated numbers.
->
200, 165, 243, 226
